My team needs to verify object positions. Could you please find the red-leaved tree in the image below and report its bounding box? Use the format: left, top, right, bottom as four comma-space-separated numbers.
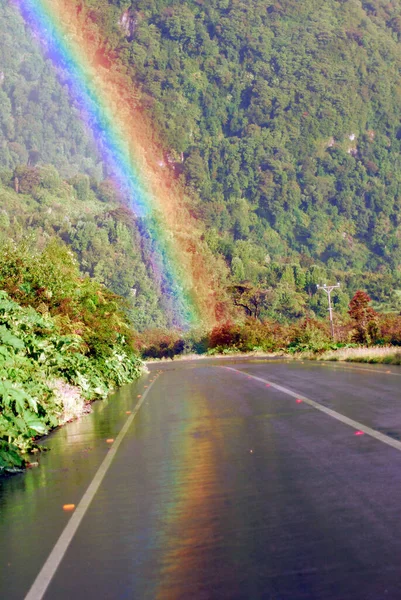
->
348, 290, 378, 344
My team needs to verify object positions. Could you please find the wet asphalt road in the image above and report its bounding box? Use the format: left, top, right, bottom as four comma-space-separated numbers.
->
1, 358, 401, 599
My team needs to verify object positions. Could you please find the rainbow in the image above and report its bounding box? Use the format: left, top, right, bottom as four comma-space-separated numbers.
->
11, 0, 221, 328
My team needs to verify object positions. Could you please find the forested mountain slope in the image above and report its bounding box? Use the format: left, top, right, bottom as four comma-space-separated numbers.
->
0, 166, 172, 329
0, 2, 195, 330
93, 0, 401, 280
2, 0, 401, 325
0, 2, 102, 177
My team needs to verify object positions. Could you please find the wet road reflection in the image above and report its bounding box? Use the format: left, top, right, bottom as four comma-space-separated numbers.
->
0, 378, 152, 599
152, 391, 221, 600
1, 359, 401, 599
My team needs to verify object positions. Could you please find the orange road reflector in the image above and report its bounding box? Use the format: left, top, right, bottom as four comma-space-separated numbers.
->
63, 504, 75, 511
296, 399, 303, 403
386, 370, 391, 374
355, 431, 364, 436
106, 438, 114, 444
125, 411, 131, 414
137, 394, 142, 398
144, 385, 148, 388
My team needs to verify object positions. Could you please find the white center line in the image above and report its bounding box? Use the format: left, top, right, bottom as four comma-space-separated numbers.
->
223, 366, 401, 453
24, 375, 158, 600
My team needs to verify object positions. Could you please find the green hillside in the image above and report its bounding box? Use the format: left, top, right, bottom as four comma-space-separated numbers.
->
1, 0, 401, 325
0, 2, 103, 177
94, 0, 401, 279
0, 165, 172, 330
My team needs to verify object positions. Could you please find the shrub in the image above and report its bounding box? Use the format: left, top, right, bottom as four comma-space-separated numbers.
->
348, 290, 378, 345
138, 328, 185, 359
287, 318, 332, 353
378, 314, 401, 345
208, 321, 243, 350
0, 240, 143, 473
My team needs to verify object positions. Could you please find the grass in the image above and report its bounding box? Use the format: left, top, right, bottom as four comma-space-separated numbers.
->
144, 345, 401, 367
316, 346, 401, 365
145, 350, 282, 363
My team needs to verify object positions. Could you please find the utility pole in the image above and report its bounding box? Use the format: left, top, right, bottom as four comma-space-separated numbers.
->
317, 282, 340, 340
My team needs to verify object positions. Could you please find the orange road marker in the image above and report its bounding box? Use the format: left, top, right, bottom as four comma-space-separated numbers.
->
296, 399, 303, 403
137, 394, 142, 398
125, 411, 131, 414
63, 504, 75, 512
25, 375, 159, 600
106, 438, 114, 444
223, 365, 401, 456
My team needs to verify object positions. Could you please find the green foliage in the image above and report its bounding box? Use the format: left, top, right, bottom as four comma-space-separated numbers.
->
0, 243, 143, 473
3, 0, 401, 369
3, 0, 401, 331
96, 0, 401, 294
0, 2, 176, 325
139, 311, 401, 359
0, 3, 100, 177
0, 173, 169, 330
287, 319, 333, 354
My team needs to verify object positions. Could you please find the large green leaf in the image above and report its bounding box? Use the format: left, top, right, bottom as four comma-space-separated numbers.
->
0, 326, 25, 351
23, 413, 48, 435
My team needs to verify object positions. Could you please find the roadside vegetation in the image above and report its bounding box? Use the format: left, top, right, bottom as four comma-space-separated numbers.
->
138, 290, 401, 361
315, 347, 401, 365
0, 240, 143, 474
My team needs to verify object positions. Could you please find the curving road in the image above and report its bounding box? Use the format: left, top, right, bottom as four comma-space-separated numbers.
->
1, 358, 401, 599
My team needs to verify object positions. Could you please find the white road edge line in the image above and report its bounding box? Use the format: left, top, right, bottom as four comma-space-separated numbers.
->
223, 366, 401, 453
24, 375, 159, 600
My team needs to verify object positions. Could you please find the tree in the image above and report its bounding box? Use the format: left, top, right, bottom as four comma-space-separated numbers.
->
348, 290, 378, 344
231, 256, 245, 281
229, 283, 272, 319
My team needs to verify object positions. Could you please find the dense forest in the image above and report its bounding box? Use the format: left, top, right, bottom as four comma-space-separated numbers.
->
83, 0, 401, 287
2, 0, 401, 327
0, 163, 172, 330
0, 2, 100, 177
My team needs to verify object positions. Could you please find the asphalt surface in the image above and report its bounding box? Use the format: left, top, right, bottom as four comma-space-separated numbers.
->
1, 358, 401, 599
